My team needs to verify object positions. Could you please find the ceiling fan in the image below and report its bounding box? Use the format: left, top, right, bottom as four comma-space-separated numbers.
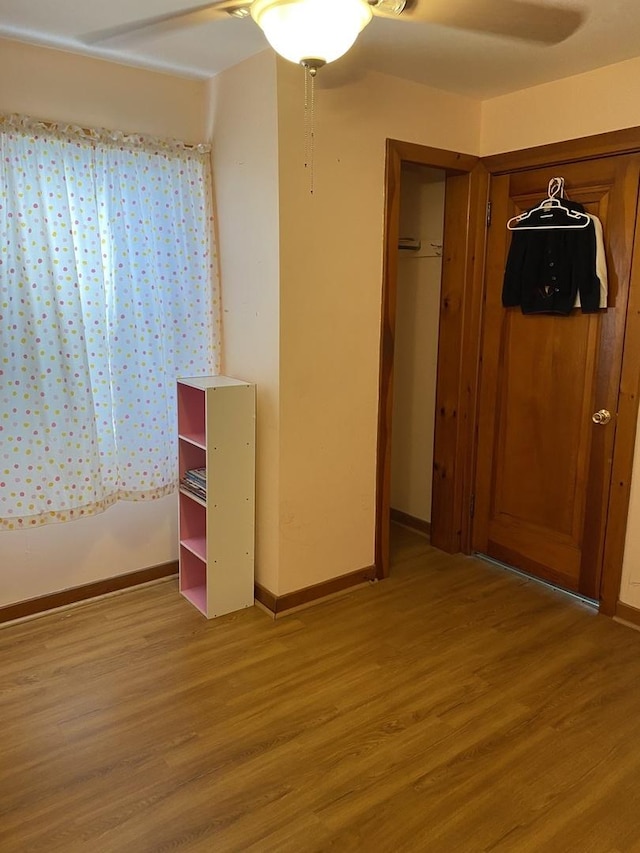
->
85, 0, 585, 73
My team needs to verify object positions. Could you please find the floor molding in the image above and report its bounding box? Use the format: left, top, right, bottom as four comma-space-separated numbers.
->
254, 583, 278, 615
615, 601, 640, 631
390, 508, 431, 538
255, 565, 377, 617
0, 561, 178, 625
3, 561, 378, 625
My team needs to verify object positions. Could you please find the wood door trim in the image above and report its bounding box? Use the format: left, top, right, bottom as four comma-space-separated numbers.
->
483, 126, 640, 174
376, 139, 486, 579
388, 139, 478, 174
430, 164, 490, 554
376, 139, 403, 579
599, 163, 640, 614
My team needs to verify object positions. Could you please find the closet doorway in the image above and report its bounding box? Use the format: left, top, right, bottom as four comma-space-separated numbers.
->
376, 140, 486, 578
389, 164, 446, 539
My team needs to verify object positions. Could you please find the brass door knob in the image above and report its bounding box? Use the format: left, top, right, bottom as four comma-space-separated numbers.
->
592, 409, 612, 425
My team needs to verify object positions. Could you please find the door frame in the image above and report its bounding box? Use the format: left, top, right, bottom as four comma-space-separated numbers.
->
376, 128, 640, 616
375, 139, 489, 579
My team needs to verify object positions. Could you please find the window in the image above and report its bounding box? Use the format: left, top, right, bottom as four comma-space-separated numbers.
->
0, 115, 220, 529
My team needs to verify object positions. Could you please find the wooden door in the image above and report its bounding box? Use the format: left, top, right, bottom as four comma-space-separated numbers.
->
473, 155, 640, 599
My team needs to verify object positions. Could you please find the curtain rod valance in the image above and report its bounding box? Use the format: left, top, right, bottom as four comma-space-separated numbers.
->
0, 113, 211, 158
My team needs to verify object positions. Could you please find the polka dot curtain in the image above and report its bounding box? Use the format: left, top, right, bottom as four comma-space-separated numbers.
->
0, 115, 220, 529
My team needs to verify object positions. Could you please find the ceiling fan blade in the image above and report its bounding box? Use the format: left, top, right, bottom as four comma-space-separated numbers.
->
83, 0, 250, 44
395, 0, 585, 44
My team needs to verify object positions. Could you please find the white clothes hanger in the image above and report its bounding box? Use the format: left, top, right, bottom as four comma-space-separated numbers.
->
506, 177, 591, 231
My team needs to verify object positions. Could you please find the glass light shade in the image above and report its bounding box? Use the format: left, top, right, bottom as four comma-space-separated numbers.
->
251, 0, 373, 66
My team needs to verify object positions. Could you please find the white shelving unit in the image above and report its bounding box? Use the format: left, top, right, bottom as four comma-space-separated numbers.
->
177, 375, 255, 618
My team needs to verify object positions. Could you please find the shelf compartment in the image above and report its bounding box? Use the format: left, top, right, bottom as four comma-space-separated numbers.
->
179, 546, 207, 616
180, 489, 206, 538
179, 440, 206, 481
180, 486, 206, 508
178, 431, 206, 449
177, 382, 205, 444
180, 535, 206, 561
182, 584, 207, 614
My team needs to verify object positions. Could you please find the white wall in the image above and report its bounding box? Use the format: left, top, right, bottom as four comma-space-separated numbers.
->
480, 56, 640, 607
0, 39, 209, 607
391, 166, 445, 522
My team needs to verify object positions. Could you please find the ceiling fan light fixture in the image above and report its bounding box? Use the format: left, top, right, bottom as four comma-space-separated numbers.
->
251, 0, 373, 66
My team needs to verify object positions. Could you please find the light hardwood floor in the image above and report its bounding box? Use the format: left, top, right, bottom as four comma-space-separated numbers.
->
2, 525, 640, 852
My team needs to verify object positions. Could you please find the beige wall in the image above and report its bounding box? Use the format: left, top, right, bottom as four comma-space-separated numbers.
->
480, 57, 640, 607
391, 167, 445, 523
208, 57, 480, 595
207, 51, 282, 594
0, 38, 207, 141
0, 39, 209, 607
275, 61, 480, 593
480, 55, 640, 156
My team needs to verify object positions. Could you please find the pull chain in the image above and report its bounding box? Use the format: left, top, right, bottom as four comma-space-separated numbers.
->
303, 64, 317, 196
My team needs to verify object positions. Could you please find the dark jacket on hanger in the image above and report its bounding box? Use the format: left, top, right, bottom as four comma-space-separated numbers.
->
502, 200, 601, 315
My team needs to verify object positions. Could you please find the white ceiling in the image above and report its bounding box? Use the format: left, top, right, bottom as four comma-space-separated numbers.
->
0, 0, 638, 99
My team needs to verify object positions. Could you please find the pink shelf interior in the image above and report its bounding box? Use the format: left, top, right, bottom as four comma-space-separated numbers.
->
181, 585, 206, 615
180, 487, 206, 508
180, 545, 207, 616
177, 382, 205, 439
180, 488, 206, 539
178, 381, 209, 619
181, 536, 206, 561
179, 431, 206, 449
179, 441, 206, 483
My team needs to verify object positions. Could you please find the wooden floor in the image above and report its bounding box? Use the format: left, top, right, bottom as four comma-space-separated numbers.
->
3, 526, 640, 852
